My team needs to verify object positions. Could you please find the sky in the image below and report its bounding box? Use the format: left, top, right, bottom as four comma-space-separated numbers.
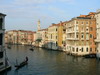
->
0, 0, 100, 31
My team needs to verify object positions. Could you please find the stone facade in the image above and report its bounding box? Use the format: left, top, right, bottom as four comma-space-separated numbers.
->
95, 9, 100, 58
65, 12, 96, 56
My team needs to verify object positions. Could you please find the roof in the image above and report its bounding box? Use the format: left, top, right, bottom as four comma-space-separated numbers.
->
0, 13, 6, 16
96, 9, 100, 14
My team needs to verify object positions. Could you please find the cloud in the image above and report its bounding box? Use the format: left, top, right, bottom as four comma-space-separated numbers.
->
12, 0, 75, 5
0, 0, 75, 31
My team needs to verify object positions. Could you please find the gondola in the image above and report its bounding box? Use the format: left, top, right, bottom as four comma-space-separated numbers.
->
15, 57, 28, 70
15, 61, 28, 70
7, 45, 11, 49
29, 46, 34, 51
30, 48, 34, 51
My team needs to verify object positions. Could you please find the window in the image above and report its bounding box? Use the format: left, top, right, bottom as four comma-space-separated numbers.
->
56, 36, 57, 39
90, 34, 92, 38
90, 27, 93, 31
72, 48, 74, 52
81, 48, 83, 52
82, 22, 84, 24
0, 18, 3, 29
97, 50, 98, 52
56, 42, 57, 46
86, 48, 88, 52
0, 52, 3, 58
56, 28, 57, 31
90, 22, 92, 24
0, 62, 3, 66
86, 22, 88, 24
76, 34, 78, 38
0, 34, 3, 45
90, 48, 92, 52
76, 21, 78, 24
81, 34, 84, 38
76, 26, 78, 31
76, 48, 78, 52
62, 41, 63, 44
86, 34, 89, 39
86, 27, 89, 31
51, 34, 52, 39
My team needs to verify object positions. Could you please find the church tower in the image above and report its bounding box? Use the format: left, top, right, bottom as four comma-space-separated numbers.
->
37, 20, 41, 31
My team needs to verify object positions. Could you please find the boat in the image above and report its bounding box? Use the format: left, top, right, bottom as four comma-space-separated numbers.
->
15, 57, 28, 70
15, 61, 28, 70
30, 48, 34, 51
7, 45, 11, 49
29, 46, 34, 51
83, 54, 96, 58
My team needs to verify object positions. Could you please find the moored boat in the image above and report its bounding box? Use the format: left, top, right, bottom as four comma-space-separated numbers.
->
83, 54, 96, 58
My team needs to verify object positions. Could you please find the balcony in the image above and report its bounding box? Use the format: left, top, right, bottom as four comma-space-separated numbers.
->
66, 38, 79, 40
95, 39, 100, 42
66, 31, 75, 33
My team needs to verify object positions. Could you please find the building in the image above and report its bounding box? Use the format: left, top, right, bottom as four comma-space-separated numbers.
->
65, 12, 96, 56
57, 21, 66, 51
46, 21, 66, 51
47, 23, 58, 50
5, 30, 35, 45
5, 30, 18, 44
62, 21, 67, 51
95, 9, 100, 58
0, 13, 11, 72
39, 29, 48, 48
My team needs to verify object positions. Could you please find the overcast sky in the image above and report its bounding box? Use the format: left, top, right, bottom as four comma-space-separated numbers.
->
0, 0, 100, 31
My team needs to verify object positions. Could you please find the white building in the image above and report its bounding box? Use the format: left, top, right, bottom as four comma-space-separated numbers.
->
95, 9, 100, 58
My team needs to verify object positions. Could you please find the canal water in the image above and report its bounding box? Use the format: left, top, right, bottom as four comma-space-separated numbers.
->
2, 45, 100, 75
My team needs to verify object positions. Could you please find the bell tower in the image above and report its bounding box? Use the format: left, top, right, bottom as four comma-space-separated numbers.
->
37, 20, 41, 31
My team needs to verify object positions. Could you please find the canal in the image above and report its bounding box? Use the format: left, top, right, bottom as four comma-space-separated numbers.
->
2, 45, 100, 75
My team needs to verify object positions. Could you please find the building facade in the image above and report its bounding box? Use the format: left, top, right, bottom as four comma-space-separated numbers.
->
65, 12, 96, 56
5, 30, 35, 45
95, 9, 100, 58
0, 13, 7, 71
47, 24, 58, 50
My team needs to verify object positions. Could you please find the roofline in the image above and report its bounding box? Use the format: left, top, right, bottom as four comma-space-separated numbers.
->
0, 13, 6, 16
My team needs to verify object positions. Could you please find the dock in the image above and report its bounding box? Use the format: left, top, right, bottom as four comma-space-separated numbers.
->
0, 65, 11, 73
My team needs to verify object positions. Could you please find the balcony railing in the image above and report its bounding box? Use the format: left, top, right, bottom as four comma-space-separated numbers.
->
95, 39, 100, 42
66, 38, 79, 40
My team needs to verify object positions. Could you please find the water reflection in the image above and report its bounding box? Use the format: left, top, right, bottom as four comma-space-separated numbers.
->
2, 45, 100, 75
